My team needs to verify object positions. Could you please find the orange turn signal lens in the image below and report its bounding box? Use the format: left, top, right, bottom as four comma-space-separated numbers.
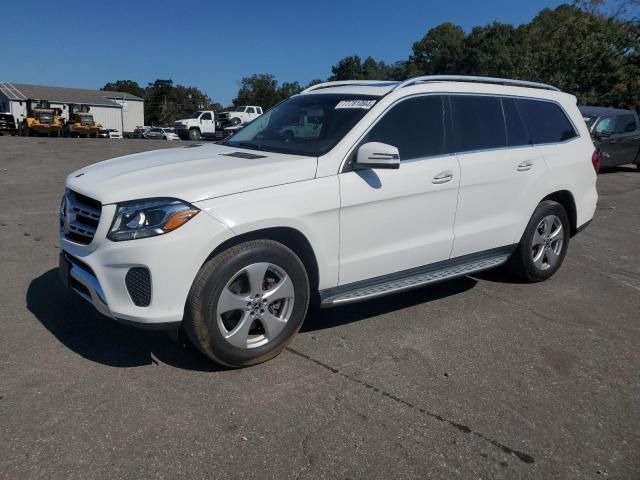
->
162, 209, 200, 232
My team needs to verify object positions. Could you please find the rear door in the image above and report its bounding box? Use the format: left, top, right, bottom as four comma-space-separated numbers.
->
450, 95, 546, 258
613, 113, 640, 165
592, 116, 619, 167
339, 95, 460, 284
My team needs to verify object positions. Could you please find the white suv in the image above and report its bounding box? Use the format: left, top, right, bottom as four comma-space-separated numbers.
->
58, 76, 598, 367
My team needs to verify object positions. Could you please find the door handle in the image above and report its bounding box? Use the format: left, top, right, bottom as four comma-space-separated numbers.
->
517, 161, 534, 172
432, 171, 454, 184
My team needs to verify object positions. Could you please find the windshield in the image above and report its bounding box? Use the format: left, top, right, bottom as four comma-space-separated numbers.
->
189, 111, 202, 119
225, 94, 379, 156
234, 106, 246, 112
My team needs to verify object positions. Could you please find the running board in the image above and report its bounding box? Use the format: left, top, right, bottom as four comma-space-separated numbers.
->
319, 247, 513, 307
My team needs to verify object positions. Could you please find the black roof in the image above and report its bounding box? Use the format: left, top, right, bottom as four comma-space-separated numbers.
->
579, 106, 635, 117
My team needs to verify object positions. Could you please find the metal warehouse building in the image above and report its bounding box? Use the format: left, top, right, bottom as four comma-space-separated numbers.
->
0, 82, 144, 134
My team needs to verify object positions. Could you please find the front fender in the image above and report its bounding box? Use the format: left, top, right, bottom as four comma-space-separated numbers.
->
195, 177, 340, 289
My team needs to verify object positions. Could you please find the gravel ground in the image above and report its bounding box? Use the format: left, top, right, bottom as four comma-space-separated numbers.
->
0, 136, 638, 479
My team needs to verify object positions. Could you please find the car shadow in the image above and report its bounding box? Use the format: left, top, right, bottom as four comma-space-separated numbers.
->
28, 268, 480, 369
598, 165, 637, 174
301, 276, 478, 332
26, 269, 223, 372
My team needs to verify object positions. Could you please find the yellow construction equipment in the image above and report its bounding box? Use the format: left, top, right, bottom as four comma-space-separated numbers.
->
21, 99, 63, 137
64, 104, 102, 138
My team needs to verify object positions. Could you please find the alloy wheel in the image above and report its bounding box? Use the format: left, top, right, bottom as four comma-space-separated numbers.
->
216, 262, 295, 349
531, 214, 564, 271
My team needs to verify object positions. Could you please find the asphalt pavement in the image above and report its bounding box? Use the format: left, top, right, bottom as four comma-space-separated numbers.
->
1, 136, 638, 479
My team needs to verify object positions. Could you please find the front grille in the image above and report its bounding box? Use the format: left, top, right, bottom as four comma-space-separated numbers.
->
125, 268, 151, 307
63, 190, 102, 245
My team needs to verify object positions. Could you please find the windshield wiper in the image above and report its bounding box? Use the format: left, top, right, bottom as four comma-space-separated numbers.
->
233, 141, 266, 152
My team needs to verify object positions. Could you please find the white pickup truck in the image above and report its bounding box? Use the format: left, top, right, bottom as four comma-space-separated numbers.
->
174, 106, 263, 141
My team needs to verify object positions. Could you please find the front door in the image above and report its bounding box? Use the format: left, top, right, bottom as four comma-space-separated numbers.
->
338, 95, 460, 285
200, 112, 215, 133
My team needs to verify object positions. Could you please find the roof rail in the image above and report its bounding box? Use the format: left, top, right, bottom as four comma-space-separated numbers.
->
302, 80, 398, 93
392, 75, 560, 92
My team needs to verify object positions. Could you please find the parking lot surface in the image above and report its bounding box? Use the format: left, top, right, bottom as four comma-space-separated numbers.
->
1, 136, 638, 479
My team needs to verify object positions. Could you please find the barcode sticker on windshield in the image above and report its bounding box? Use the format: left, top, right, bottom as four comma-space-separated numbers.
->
335, 100, 376, 110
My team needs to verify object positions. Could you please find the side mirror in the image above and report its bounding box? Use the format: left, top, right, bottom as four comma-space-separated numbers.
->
355, 142, 400, 169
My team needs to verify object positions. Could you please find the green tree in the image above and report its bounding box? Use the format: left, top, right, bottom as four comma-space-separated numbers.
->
233, 74, 282, 109
463, 23, 521, 77
410, 23, 466, 75
101, 80, 145, 98
143, 79, 218, 125
520, 5, 639, 108
277, 81, 303, 100
329, 55, 396, 80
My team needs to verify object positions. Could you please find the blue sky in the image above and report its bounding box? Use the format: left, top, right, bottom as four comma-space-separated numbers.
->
2, 0, 566, 105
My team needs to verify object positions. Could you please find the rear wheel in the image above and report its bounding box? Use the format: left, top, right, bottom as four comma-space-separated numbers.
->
185, 240, 310, 367
507, 200, 569, 282
188, 129, 201, 141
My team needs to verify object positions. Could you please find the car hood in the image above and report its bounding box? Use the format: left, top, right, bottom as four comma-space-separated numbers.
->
65, 144, 317, 205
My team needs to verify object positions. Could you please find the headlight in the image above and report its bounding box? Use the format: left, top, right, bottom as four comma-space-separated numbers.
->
108, 198, 199, 242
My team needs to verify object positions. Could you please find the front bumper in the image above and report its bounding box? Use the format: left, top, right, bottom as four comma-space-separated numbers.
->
59, 207, 234, 327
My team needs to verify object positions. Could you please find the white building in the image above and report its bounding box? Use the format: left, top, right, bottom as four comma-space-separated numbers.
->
0, 82, 144, 134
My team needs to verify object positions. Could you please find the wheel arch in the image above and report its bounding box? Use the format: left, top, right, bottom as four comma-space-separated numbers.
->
541, 190, 578, 236
204, 226, 320, 295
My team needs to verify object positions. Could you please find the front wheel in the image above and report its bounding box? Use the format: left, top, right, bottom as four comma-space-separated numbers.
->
507, 200, 570, 282
188, 129, 201, 141
184, 240, 310, 367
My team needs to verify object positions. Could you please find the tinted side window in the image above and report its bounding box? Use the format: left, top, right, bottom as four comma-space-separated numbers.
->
201, 112, 212, 120
616, 114, 637, 133
364, 95, 445, 161
451, 95, 506, 152
595, 117, 615, 134
517, 99, 577, 144
501, 97, 530, 147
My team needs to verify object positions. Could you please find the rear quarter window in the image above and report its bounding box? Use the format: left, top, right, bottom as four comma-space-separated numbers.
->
516, 99, 577, 144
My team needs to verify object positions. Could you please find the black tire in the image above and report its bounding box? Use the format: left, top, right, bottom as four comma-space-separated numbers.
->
184, 240, 310, 367
188, 129, 201, 141
163, 136, 167, 140
507, 200, 570, 282
230, 117, 241, 126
